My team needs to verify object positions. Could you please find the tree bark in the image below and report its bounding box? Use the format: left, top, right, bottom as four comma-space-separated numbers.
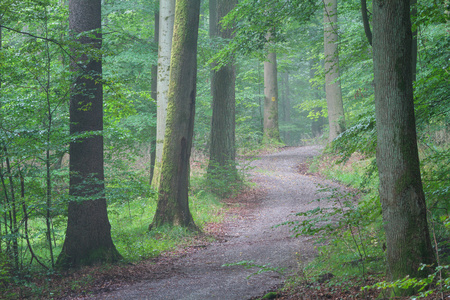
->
57, 0, 121, 268
152, 0, 176, 188
263, 49, 281, 144
324, 0, 345, 142
373, 0, 435, 286
150, 0, 200, 230
207, 0, 238, 186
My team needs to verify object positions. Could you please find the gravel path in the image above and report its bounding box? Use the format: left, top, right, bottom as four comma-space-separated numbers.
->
94, 145, 330, 300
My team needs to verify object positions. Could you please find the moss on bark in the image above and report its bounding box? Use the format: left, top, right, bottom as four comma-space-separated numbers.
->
150, 0, 200, 232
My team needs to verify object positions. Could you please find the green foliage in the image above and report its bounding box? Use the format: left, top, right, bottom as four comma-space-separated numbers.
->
329, 116, 377, 163
213, 0, 318, 65
363, 264, 450, 299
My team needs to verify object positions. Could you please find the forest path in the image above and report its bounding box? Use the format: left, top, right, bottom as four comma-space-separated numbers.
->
93, 145, 329, 300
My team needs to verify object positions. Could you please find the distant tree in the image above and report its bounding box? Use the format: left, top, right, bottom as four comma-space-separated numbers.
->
208, 0, 238, 187
309, 59, 324, 138
372, 0, 435, 290
323, 0, 345, 141
149, 0, 200, 230
263, 35, 281, 144
281, 71, 291, 143
57, 0, 121, 268
152, 0, 175, 188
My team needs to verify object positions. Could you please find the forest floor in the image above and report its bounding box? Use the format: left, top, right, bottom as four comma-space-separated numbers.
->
27, 146, 385, 299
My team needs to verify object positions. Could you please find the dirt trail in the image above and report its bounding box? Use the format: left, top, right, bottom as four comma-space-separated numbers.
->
94, 145, 329, 300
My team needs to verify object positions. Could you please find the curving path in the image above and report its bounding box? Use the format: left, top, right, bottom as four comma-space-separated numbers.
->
92, 146, 330, 300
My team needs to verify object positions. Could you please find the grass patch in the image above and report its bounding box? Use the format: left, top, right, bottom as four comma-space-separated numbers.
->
107, 170, 229, 262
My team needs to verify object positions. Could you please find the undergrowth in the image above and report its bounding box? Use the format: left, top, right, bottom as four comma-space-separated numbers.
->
287, 145, 450, 299
284, 179, 385, 290
1, 156, 245, 299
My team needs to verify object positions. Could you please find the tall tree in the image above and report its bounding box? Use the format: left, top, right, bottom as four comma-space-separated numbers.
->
263, 38, 281, 144
372, 0, 435, 288
149, 0, 200, 230
207, 0, 238, 186
57, 0, 121, 268
323, 0, 345, 141
152, 0, 176, 188
149, 10, 159, 184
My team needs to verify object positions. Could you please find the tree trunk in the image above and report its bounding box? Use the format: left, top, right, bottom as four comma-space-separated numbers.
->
207, 0, 238, 187
209, 0, 218, 38
57, 0, 121, 268
309, 58, 325, 137
150, 0, 200, 231
152, 0, 176, 188
373, 0, 435, 287
361, 0, 372, 46
149, 11, 159, 184
282, 71, 291, 144
263, 50, 281, 144
324, 0, 345, 142
361, 0, 417, 81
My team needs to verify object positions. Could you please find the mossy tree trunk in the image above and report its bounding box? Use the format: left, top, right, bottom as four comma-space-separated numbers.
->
373, 0, 435, 287
207, 0, 238, 187
263, 49, 281, 144
152, 0, 175, 188
324, 0, 345, 142
57, 0, 121, 268
150, 0, 200, 231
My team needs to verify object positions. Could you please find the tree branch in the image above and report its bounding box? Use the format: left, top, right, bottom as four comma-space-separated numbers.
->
361, 0, 372, 46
